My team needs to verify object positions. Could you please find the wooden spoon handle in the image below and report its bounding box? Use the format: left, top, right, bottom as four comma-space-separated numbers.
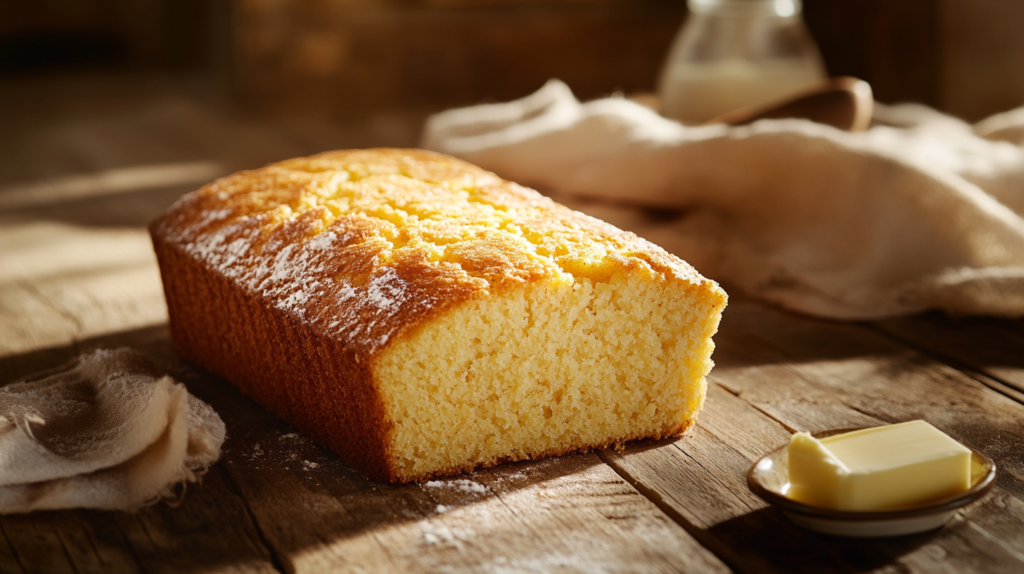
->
706, 76, 874, 132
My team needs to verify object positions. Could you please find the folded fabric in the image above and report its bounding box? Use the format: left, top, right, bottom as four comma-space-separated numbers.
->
0, 348, 225, 513
422, 80, 1024, 319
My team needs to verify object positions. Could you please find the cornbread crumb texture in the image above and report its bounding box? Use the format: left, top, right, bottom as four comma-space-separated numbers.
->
152, 149, 713, 352
378, 273, 722, 480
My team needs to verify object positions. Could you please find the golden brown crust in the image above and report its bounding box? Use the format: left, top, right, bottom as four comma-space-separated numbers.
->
150, 148, 721, 482
152, 235, 397, 480
151, 149, 713, 354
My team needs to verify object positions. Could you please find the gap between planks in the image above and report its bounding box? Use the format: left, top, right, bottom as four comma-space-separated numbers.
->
865, 320, 1024, 406
215, 469, 289, 574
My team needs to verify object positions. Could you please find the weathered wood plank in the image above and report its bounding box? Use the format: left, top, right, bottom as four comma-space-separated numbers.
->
25, 262, 167, 342
709, 334, 884, 433
122, 468, 279, 574
0, 532, 25, 574
0, 221, 167, 356
46, 512, 143, 574
0, 282, 77, 358
0, 518, 76, 574
0, 512, 144, 574
871, 314, 1024, 400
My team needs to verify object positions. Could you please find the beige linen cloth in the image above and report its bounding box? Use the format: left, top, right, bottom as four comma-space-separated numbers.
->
423, 80, 1024, 319
0, 348, 225, 513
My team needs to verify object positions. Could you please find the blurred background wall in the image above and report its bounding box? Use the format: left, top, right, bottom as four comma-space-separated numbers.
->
1, 0, 1022, 121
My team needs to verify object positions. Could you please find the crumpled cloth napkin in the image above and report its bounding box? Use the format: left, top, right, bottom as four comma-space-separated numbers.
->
0, 348, 225, 513
422, 79, 1024, 319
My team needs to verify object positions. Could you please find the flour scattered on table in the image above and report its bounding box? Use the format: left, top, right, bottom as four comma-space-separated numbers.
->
423, 531, 456, 546
421, 526, 461, 548
423, 479, 487, 495
302, 460, 319, 470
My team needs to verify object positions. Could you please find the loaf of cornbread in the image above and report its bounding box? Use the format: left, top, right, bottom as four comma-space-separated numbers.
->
150, 149, 727, 483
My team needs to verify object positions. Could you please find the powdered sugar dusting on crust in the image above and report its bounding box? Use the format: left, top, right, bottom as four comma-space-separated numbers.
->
316, 267, 418, 348
178, 219, 258, 274
365, 267, 408, 315
161, 210, 423, 352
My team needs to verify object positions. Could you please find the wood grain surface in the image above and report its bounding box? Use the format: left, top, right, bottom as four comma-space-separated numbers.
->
2, 74, 1023, 573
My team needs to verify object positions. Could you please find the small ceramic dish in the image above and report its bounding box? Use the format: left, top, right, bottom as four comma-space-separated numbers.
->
747, 428, 997, 537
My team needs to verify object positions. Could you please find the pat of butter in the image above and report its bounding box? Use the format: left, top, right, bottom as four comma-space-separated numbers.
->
787, 420, 972, 511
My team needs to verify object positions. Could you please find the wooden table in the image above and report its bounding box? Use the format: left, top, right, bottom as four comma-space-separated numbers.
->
3, 74, 1024, 573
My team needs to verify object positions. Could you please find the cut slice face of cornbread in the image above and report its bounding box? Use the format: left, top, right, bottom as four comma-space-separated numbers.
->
150, 148, 727, 482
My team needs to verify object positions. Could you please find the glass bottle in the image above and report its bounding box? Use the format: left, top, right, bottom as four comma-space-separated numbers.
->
657, 0, 826, 124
